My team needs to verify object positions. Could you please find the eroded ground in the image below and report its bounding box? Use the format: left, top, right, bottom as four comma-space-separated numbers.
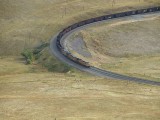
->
66, 14, 160, 81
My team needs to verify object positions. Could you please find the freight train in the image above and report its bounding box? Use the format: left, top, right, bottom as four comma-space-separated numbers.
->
56, 6, 160, 68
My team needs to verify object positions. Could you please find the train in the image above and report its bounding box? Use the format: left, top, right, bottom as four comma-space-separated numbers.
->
56, 6, 160, 68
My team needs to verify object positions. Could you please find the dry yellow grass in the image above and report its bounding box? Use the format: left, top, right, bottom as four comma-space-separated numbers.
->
0, 56, 47, 76
0, 71, 160, 120
67, 15, 160, 81
1, 1, 160, 119
0, 0, 160, 55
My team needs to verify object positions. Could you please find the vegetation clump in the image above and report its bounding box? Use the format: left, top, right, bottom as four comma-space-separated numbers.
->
21, 42, 72, 73
21, 49, 34, 64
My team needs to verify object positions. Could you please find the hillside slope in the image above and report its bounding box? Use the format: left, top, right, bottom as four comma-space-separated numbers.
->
66, 14, 160, 81
1, 1, 160, 119
0, 0, 160, 55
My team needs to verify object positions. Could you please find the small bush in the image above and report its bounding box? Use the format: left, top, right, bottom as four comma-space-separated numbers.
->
42, 57, 72, 73
21, 49, 34, 64
21, 43, 49, 64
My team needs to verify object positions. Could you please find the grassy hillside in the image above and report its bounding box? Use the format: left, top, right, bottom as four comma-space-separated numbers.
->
67, 15, 160, 81
0, 0, 160, 55
1, 0, 160, 119
0, 0, 160, 71
1, 69, 160, 120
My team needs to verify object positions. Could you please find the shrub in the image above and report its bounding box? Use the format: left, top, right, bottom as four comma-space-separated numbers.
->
21, 42, 72, 73
21, 49, 34, 64
42, 57, 72, 73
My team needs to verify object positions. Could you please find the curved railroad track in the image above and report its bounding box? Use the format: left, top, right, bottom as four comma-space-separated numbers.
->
50, 7, 160, 86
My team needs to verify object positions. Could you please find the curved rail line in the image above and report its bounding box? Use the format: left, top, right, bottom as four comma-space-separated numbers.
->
50, 6, 160, 86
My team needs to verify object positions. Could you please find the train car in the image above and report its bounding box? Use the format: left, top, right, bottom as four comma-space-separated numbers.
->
78, 21, 86, 27
125, 11, 133, 16
67, 53, 77, 61
107, 15, 113, 19
94, 16, 103, 22
56, 36, 62, 50
115, 12, 125, 18
58, 32, 64, 39
142, 9, 147, 13
131, 11, 136, 15
103, 15, 111, 20
147, 8, 153, 12
61, 49, 69, 56
71, 23, 78, 29
137, 9, 145, 14
56, 6, 160, 69
58, 46, 90, 67
63, 27, 71, 33
85, 19, 92, 24
150, 7, 157, 12
56, 41, 61, 50
77, 59, 90, 68
67, 53, 90, 67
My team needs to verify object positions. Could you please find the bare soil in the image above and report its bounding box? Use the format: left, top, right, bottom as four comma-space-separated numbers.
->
66, 13, 160, 81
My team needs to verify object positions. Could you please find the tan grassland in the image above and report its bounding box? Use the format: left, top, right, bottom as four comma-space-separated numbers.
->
0, 0, 160, 119
68, 15, 160, 81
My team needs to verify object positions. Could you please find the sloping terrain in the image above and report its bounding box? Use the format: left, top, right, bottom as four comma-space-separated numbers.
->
0, 0, 160, 55
66, 14, 160, 81
1, 0, 160, 119
1, 66, 160, 120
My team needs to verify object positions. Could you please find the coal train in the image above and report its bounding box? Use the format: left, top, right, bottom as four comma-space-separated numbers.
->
56, 6, 160, 68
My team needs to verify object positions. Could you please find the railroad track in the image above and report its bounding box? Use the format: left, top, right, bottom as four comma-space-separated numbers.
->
90, 67, 160, 86
50, 6, 160, 86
